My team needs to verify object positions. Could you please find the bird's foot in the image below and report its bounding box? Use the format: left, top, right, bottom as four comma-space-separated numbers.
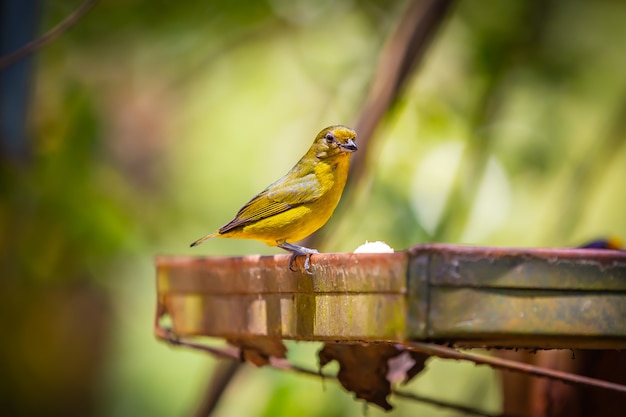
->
288, 250, 317, 274
277, 242, 319, 274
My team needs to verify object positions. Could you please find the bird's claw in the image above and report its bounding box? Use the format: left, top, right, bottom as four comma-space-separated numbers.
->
287, 249, 317, 274
303, 254, 312, 274
288, 253, 298, 272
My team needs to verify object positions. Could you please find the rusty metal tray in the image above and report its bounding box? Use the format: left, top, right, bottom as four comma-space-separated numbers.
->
155, 244, 626, 349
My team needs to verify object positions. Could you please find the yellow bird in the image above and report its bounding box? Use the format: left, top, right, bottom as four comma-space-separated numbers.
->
190, 125, 358, 273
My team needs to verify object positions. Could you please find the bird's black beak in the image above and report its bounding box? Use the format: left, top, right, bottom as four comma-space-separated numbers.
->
340, 138, 358, 152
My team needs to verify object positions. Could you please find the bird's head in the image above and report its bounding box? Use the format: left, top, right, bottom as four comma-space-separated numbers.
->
312, 125, 357, 159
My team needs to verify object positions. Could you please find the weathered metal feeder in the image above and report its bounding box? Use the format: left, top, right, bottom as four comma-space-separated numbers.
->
155, 244, 626, 349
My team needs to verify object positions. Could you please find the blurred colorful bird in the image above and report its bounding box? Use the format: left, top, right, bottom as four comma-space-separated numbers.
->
578, 237, 623, 250
191, 125, 358, 273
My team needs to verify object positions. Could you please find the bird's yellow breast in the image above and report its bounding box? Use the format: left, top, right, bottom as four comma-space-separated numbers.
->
229, 153, 351, 245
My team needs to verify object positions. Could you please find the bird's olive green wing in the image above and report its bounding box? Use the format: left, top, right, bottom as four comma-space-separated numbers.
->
218, 172, 323, 234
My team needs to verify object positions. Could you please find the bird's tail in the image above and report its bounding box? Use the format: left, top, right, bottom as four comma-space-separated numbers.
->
190, 231, 219, 247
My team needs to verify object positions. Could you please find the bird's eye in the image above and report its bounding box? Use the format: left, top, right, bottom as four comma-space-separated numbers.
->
324, 133, 334, 143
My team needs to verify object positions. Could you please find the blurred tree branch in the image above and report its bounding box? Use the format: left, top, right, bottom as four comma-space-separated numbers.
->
0, 0, 98, 71
306, 0, 456, 249
192, 359, 241, 417
349, 0, 457, 185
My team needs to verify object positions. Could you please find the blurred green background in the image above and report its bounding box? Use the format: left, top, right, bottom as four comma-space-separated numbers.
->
1, 0, 625, 416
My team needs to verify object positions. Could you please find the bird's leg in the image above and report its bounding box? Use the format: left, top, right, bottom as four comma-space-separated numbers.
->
277, 241, 319, 274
